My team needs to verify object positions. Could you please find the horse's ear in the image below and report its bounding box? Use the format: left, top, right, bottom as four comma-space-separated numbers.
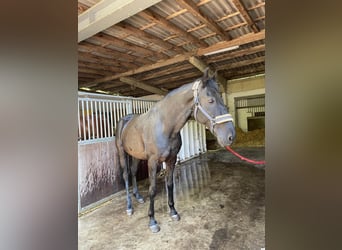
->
201, 67, 210, 87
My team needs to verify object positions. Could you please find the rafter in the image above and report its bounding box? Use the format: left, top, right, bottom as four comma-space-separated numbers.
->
175, 0, 229, 40
216, 12, 240, 22
79, 42, 152, 65
84, 30, 265, 87
197, 0, 213, 7
247, 2, 265, 11
105, 23, 185, 55
222, 65, 265, 80
87, 33, 168, 60
139, 10, 207, 48
78, 52, 136, 69
84, 53, 193, 87
120, 76, 168, 95
216, 56, 265, 71
78, 0, 163, 42
197, 30, 264, 56
206, 44, 265, 63
231, 0, 259, 32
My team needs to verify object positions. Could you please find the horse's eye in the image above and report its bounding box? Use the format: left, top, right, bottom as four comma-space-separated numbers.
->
208, 98, 215, 104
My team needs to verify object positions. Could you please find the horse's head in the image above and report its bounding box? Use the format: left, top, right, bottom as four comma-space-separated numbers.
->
192, 69, 235, 147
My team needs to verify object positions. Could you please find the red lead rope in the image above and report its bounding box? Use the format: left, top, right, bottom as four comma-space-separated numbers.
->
225, 146, 266, 165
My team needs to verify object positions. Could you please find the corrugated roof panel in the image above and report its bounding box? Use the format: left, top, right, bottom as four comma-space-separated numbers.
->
168, 12, 202, 32
144, 25, 175, 40
182, 43, 199, 52
203, 35, 224, 46
125, 15, 152, 29
198, 0, 237, 21
228, 26, 251, 39
151, 0, 184, 17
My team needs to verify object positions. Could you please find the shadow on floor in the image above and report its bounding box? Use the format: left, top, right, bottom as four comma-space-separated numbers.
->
78, 148, 265, 250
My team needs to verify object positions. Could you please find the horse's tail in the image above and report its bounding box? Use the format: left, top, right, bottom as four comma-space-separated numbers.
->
115, 114, 136, 171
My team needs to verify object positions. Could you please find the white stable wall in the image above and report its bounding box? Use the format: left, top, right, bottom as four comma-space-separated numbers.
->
226, 75, 265, 132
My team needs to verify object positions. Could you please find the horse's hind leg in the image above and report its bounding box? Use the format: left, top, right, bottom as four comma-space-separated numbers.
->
165, 156, 180, 221
131, 157, 144, 203
118, 146, 133, 215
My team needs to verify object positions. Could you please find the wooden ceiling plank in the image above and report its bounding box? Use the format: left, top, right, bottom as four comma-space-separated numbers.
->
197, 0, 213, 7
139, 10, 207, 48
139, 64, 194, 81
197, 30, 264, 56
224, 22, 248, 31
206, 44, 265, 63
78, 0, 163, 42
166, 9, 188, 20
79, 42, 153, 65
216, 12, 240, 22
187, 24, 207, 33
231, 0, 259, 32
78, 61, 124, 73
175, 0, 229, 40
216, 56, 265, 71
120, 76, 168, 95
83, 30, 264, 87
84, 53, 193, 87
106, 23, 185, 54
89, 33, 168, 60
78, 51, 135, 69
223, 65, 265, 80
247, 2, 265, 11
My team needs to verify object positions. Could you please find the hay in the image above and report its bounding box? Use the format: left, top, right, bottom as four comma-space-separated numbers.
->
233, 127, 265, 147
206, 127, 265, 150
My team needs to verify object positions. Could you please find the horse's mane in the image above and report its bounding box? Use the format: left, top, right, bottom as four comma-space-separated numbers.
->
156, 77, 224, 106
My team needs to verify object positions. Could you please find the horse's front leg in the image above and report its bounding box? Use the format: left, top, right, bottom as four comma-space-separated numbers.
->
147, 157, 160, 233
165, 156, 180, 221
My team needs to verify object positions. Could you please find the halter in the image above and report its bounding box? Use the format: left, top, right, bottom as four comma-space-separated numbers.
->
192, 79, 234, 133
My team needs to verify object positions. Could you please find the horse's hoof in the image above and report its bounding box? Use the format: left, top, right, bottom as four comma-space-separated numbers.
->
126, 208, 133, 216
137, 197, 145, 204
149, 224, 160, 233
134, 193, 145, 204
171, 213, 180, 221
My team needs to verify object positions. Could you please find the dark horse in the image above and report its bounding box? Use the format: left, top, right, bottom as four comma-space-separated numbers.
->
115, 69, 235, 233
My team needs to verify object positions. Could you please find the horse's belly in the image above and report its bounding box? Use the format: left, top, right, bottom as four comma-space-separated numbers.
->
122, 131, 147, 160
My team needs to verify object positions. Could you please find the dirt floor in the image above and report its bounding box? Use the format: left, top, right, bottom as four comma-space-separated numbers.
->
78, 147, 265, 250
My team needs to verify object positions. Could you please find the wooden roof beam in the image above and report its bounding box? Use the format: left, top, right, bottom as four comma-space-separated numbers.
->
106, 23, 185, 55
88, 33, 169, 60
197, 30, 264, 56
231, 0, 259, 33
175, 0, 229, 40
216, 56, 265, 71
139, 10, 207, 48
84, 30, 265, 87
79, 42, 152, 65
78, 0, 162, 42
120, 76, 168, 95
206, 44, 265, 63
84, 53, 193, 87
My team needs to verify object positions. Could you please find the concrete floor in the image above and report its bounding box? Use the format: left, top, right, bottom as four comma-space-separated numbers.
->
78, 147, 265, 250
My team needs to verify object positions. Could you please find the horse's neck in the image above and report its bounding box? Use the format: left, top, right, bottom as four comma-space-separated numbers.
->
159, 83, 194, 135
